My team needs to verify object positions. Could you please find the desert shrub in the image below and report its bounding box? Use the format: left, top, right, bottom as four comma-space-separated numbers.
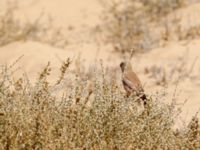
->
0, 3, 68, 48
99, 0, 200, 54
0, 61, 199, 149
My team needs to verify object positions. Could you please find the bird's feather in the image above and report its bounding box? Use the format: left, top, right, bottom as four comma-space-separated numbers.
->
123, 71, 142, 90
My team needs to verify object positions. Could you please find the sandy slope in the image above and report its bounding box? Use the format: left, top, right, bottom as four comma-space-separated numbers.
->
10, 0, 102, 27
0, 0, 200, 126
136, 40, 200, 127
0, 41, 115, 82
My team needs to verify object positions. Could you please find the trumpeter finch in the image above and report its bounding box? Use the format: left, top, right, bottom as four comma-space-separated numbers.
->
120, 61, 147, 105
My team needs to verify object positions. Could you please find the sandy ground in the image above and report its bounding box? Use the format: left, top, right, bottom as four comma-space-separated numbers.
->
0, 0, 200, 127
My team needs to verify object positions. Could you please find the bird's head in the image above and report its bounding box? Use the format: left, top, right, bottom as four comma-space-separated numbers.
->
120, 62, 126, 72
120, 61, 132, 73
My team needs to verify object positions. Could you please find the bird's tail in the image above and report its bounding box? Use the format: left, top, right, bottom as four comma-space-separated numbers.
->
141, 94, 147, 105
137, 92, 147, 105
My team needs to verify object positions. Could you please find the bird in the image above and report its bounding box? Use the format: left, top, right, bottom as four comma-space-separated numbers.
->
120, 61, 147, 105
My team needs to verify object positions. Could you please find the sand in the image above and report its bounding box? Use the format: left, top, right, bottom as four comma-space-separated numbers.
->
0, 0, 199, 127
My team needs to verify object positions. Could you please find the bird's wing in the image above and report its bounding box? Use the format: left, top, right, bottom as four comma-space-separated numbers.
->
125, 71, 141, 85
122, 78, 137, 92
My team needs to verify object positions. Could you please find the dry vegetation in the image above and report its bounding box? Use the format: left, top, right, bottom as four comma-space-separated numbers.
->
0, 0, 200, 149
144, 50, 199, 86
0, 61, 199, 149
99, 0, 200, 53
0, 3, 68, 48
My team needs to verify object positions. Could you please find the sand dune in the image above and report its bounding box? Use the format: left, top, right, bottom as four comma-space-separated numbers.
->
0, 0, 200, 126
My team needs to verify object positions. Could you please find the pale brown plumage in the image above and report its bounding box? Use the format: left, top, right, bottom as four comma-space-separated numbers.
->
120, 61, 147, 104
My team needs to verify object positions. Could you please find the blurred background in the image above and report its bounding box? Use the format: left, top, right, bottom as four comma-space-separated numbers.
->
0, 0, 200, 126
